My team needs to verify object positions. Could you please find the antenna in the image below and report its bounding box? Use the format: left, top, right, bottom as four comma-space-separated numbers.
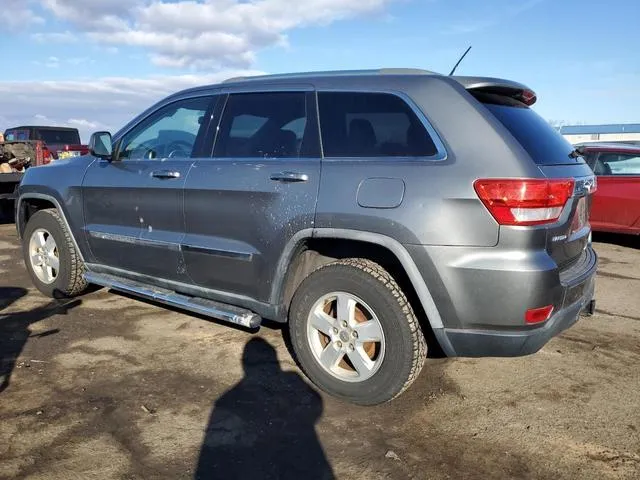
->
448, 46, 472, 76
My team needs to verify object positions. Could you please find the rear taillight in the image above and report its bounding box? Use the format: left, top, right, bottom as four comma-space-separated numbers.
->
42, 147, 52, 164
474, 178, 575, 226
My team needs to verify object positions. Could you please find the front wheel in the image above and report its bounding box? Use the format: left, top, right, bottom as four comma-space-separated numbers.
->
22, 209, 88, 298
289, 258, 427, 405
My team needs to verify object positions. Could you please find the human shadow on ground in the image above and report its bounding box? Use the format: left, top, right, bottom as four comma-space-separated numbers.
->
0, 287, 80, 394
194, 337, 334, 480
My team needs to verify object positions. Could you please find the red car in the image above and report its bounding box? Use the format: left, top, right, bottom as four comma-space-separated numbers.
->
579, 142, 640, 235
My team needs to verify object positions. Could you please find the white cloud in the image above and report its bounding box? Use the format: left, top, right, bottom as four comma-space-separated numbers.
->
0, 70, 262, 141
32, 56, 62, 68
67, 118, 103, 130
31, 30, 77, 43
0, 0, 45, 30
443, 0, 545, 34
37, 0, 395, 69
68, 57, 95, 66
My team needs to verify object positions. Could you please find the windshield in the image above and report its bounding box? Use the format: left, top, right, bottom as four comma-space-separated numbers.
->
478, 94, 582, 166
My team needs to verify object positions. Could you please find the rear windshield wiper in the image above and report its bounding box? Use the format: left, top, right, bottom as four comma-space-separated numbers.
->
569, 146, 586, 159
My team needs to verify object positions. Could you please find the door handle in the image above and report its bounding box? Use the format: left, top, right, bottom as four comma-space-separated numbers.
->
151, 170, 181, 179
270, 171, 309, 183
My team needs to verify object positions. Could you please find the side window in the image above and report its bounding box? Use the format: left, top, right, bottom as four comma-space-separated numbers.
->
118, 96, 213, 160
214, 92, 312, 158
597, 153, 640, 175
318, 92, 437, 158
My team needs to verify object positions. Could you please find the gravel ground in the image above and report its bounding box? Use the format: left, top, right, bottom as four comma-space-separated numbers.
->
0, 222, 638, 480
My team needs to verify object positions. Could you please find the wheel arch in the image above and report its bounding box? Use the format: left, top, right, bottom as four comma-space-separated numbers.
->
17, 193, 85, 262
272, 228, 447, 333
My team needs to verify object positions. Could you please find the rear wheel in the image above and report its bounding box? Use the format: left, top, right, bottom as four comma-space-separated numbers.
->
22, 209, 88, 298
289, 258, 427, 405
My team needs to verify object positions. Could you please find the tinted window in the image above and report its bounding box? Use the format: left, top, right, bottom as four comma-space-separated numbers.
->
118, 96, 213, 160
595, 153, 640, 175
36, 129, 80, 145
215, 92, 313, 158
4, 129, 30, 141
318, 92, 437, 158
480, 96, 579, 165
230, 115, 268, 138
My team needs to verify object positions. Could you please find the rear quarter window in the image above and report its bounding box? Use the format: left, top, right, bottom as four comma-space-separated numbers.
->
317, 92, 438, 158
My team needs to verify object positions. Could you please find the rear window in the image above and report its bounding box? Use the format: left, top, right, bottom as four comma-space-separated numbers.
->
35, 129, 80, 145
478, 94, 580, 165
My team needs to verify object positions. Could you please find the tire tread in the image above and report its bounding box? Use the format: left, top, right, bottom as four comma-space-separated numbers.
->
290, 257, 427, 404
27, 209, 88, 297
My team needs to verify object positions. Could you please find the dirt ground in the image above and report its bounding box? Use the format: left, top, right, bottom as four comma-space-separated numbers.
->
0, 222, 638, 480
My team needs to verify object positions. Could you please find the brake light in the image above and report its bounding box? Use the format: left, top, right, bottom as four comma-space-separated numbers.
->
474, 178, 575, 226
42, 147, 52, 164
525, 305, 554, 324
519, 89, 537, 106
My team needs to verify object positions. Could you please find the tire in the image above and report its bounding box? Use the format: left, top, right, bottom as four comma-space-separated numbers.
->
22, 209, 88, 298
289, 258, 427, 405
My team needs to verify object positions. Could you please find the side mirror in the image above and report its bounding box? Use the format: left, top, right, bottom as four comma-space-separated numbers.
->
89, 131, 114, 161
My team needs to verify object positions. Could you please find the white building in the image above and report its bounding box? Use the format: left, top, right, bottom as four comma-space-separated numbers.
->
559, 124, 640, 144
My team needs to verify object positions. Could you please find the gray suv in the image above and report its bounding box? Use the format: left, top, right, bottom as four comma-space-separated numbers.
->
16, 69, 597, 405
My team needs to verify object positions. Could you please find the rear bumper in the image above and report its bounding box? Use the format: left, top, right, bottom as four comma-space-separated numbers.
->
433, 250, 597, 357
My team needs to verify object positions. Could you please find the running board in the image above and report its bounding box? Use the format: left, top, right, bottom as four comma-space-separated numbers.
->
83, 271, 262, 329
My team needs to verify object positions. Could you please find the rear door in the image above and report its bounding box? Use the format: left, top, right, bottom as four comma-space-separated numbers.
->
82, 95, 216, 281
183, 89, 321, 302
478, 95, 596, 267
587, 151, 640, 232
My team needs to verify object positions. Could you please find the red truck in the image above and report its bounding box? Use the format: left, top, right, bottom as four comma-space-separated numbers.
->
0, 126, 89, 218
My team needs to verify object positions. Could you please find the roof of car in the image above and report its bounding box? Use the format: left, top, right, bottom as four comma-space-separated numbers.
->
174, 69, 534, 100
577, 142, 640, 154
5, 125, 79, 132
222, 69, 532, 91
221, 68, 441, 84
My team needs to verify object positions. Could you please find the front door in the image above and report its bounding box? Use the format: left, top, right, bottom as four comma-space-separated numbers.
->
183, 90, 322, 302
82, 95, 216, 281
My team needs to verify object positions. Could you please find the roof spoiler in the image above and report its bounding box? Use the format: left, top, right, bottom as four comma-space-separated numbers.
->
453, 76, 537, 106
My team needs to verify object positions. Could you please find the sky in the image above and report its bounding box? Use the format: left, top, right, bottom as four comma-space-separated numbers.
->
0, 0, 638, 142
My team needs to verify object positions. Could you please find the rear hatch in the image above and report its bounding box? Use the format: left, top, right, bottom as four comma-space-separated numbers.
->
460, 78, 596, 270
34, 128, 85, 159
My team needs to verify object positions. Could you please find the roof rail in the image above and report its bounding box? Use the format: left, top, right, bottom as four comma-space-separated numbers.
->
222, 68, 439, 84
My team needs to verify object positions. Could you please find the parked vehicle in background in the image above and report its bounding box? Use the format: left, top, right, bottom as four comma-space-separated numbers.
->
4, 126, 88, 160
0, 138, 53, 218
16, 69, 598, 405
578, 142, 640, 235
